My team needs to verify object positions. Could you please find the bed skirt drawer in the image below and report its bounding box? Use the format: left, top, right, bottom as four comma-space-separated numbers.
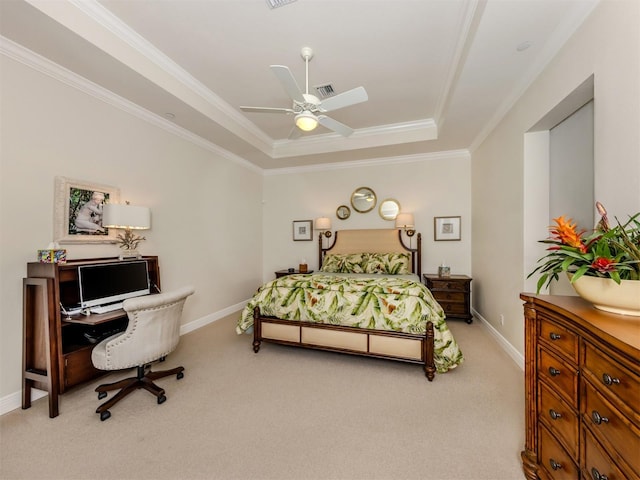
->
262, 322, 300, 342
301, 327, 368, 352
369, 335, 422, 360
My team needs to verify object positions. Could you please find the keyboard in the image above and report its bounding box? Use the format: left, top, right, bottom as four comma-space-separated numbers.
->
90, 302, 124, 314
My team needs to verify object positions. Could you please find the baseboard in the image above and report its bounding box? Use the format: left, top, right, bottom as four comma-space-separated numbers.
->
1, 300, 249, 417
179, 299, 247, 335
472, 308, 525, 371
0, 388, 48, 417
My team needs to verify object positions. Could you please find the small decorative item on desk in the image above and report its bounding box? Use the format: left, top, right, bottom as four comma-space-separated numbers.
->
529, 202, 640, 316
38, 242, 67, 263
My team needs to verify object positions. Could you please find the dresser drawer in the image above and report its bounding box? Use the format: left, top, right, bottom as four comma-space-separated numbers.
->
439, 301, 468, 316
428, 279, 469, 291
431, 291, 465, 303
583, 427, 629, 480
538, 382, 579, 458
538, 347, 578, 406
584, 342, 640, 417
539, 423, 579, 480
583, 380, 640, 477
538, 315, 579, 363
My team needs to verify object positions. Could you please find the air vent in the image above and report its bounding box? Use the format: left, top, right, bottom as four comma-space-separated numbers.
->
266, 0, 297, 9
314, 84, 336, 99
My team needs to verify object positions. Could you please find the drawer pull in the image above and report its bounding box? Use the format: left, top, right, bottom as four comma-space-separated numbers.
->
548, 367, 561, 377
591, 410, 609, 425
602, 373, 620, 386
591, 467, 609, 480
549, 458, 562, 471
549, 332, 561, 340
548, 409, 562, 420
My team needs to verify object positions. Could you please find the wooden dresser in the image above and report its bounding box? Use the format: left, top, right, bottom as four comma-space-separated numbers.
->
520, 294, 640, 480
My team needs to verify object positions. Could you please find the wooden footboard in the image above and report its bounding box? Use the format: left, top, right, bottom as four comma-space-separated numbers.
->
252, 307, 436, 381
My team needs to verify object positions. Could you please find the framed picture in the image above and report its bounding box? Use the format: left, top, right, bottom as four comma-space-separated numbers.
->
434, 216, 461, 241
292, 219, 313, 241
54, 176, 120, 244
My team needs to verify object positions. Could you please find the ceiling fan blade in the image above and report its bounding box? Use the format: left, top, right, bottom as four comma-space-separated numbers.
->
317, 115, 354, 137
240, 106, 294, 114
319, 86, 368, 113
270, 65, 305, 103
288, 126, 303, 140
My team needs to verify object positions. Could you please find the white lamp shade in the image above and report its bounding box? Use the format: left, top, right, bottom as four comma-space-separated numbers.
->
315, 217, 331, 230
103, 204, 150, 230
395, 213, 414, 229
295, 111, 318, 131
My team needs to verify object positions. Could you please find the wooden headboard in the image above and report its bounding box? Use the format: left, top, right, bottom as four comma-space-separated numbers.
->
318, 229, 422, 277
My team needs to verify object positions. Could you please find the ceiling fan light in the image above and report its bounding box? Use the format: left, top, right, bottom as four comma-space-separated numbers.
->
295, 111, 318, 131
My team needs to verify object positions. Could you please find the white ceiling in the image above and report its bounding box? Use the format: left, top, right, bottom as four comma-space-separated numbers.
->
0, 0, 598, 170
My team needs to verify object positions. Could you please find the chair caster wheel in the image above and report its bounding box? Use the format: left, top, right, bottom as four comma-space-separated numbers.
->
100, 411, 111, 421
158, 395, 167, 404
177, 371, 184, 380
98, 391, 107, 400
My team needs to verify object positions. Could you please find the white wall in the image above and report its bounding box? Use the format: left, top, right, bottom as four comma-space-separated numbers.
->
262, 152, 472, 283
0, 55, 263, 399
472, 0, 640, 355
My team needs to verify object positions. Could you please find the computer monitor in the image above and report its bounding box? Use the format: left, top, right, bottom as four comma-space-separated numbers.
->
78, 260, 150, 309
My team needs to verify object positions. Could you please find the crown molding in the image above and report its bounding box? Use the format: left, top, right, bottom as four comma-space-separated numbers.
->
263, 149, 470, 176
1, 36, 262, 175
271, 119, 438, 158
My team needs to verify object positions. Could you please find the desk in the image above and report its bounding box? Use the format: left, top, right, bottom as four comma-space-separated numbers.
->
22, 256, 160, 417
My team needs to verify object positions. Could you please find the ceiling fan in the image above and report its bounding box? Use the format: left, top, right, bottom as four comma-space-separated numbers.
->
240, 47, 368, 139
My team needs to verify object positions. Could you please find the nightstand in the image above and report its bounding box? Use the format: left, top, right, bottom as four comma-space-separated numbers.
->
423, 274, 473, 323
275, 269, 314, 278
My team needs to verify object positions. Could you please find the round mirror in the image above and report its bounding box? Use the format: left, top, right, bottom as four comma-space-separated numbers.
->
379, 198, 400, 221
336, 205, 351, 220
350, 187, 377, 213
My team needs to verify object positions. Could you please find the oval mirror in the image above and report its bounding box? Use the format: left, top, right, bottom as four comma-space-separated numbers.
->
379, 198, 400, 221
336, 205, 351, 220
350, 187, 377, 213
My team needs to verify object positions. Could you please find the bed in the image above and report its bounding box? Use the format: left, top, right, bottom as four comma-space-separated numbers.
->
237, 229, 463, 380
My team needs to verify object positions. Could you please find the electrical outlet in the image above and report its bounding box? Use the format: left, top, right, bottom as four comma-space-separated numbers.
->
500, 314, 505, 326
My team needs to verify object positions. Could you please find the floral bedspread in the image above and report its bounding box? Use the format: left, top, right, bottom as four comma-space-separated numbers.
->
237, 273, 463, 373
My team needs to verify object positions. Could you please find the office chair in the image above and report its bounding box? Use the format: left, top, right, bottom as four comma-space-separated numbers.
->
91, 286, 195, 421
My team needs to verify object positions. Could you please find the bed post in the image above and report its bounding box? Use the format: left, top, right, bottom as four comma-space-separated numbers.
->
318, 233, 323, 269
424, 320, 435, 381
252, 307, 262, 353
417, 233, 422, 278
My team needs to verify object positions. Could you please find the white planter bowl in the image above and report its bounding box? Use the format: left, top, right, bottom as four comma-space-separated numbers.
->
570, 275, 640, 316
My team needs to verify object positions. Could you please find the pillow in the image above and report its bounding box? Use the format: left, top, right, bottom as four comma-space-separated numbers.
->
320, 253, 364, 273
320, 252, 411, 275
362, 252, 411, 275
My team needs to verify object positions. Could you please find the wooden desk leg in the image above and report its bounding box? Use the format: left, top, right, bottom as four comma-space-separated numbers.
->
23, 278, 60, 418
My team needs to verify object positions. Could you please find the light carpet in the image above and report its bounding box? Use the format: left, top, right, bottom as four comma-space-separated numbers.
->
0, 313, 525, 480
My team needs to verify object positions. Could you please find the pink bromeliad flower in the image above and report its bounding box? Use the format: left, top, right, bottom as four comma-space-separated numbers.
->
591, 257, 616, 274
